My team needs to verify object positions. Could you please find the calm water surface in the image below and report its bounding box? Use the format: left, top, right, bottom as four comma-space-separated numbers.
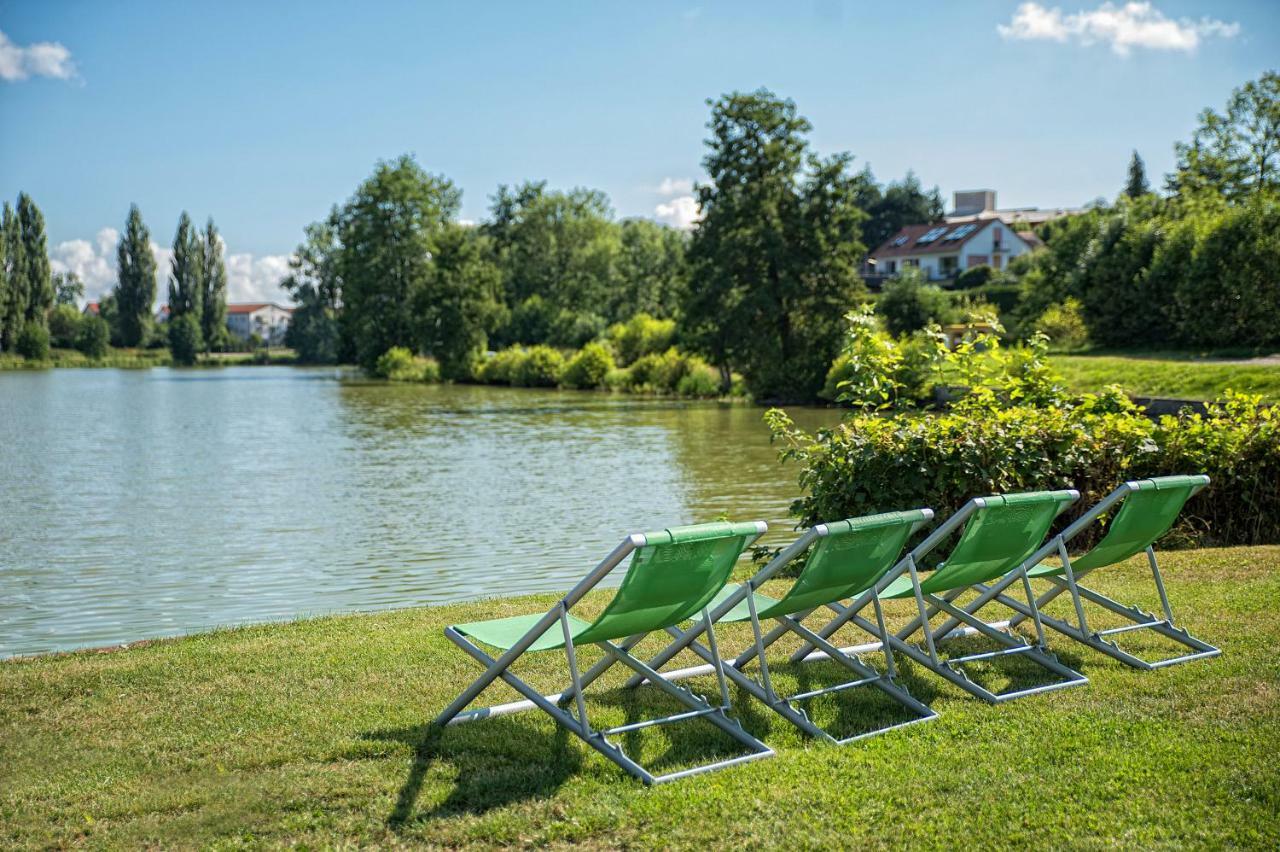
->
0, 367, 840, 657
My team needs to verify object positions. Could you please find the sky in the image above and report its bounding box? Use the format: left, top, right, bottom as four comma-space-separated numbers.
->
1, 1, 1276, 304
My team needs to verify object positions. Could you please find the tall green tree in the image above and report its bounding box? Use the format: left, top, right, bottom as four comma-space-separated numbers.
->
53, 271, 84, 305
199, 218, 228, 351
17, 193, 52, 325
1169, 70, 1280, 200
281, 212, 344, 363
114, 205, 157, 347
612, 219, 688, 320
1124, 150, 1150, 198
850, 167, 945, 250
683, 89, 868, 401
167, 212, 203, 319
336, 155, 459, 369
1, 202, 26, 350
413, 223, 504, 379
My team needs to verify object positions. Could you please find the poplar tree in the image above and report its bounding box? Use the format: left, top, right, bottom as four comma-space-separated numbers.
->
17, 193, 52, 324
1124, 151, 1150, 199
167, 212, 203, 319
1, 202, 26, 350
199, 218, 227, 351
0, 207, 7, 348
114, 205, 157, 347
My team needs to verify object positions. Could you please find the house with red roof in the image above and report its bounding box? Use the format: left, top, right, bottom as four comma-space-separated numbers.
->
868, 218, 1038, 282
225, 303, 293, 344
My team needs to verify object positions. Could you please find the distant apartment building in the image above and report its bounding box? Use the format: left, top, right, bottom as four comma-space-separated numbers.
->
225, 303, 293, 345
868, 218, 1038, 281
148, 301, 293, 345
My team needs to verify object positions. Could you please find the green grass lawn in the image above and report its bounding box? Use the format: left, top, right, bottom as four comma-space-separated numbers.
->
3, 546, 1277, 849
1052, 354, 1280, 401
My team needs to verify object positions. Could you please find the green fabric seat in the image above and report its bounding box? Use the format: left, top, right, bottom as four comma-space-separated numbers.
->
707, 509, 931, 622
881, 490, 1078, 599
454, 521, 762, 651
1026, 476, 1205, 577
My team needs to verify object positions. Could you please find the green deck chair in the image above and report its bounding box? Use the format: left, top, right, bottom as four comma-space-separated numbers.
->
625, 510, 939, 743
433, 521, 773, 785
937, 475, 1220, 670
787, 490, 1090, 704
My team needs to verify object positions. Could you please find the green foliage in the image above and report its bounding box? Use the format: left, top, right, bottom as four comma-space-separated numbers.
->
851, 167, 946, 251
1169, 70, 1279, 201
952, 264, 994, 290
114, 205, 157, 348
15, 320, 50, 360
606, 312, 676, 366
684, 88, 868, 401
167, 314, 203, 366
875, 268, 955, 335
75, 316, 110, 359
337, 155, 461, 370
1, 202, 25, 351
199, 219, 228, 351
53, 271, 83, 306
280, 217, 344, 364
413, 223, 504, 379
515, 345, 564, 387
284, 288, 340, 364
16, 193, 52, 326
1036, 298, 1090, 351
168, 212, 203, 321
769, 389, 1280, 549
373, 346, 439, 382
47, 303, 83, 348
1124, 150, 1150, 199
559, 342, 615, 389
612, 219, 689, 321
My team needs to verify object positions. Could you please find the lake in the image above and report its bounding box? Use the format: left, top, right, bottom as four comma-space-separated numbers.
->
0, 367, 840, 657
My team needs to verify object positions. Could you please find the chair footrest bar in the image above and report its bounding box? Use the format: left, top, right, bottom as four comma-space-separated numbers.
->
649, 748, 774, 784
600, 707, 719, 737
1096, 620, 1169, 637
785, 676, 881, 703
945, 644, 1034, 666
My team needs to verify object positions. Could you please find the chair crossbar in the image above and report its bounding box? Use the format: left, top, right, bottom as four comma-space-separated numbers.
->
945, 644, 1036, 666
601, 706, 718, 737
1096, 620, 1170, 638
786, 675, 882, 703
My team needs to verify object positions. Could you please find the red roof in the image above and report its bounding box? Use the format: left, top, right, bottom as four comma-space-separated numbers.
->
83, 301, 101, 315
870, 219, 1008, 259
227, 302, 291, 315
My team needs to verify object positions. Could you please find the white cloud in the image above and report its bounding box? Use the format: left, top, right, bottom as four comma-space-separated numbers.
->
0, 29, 76, 82
656, 177, 694, 196
997, 2, 1240, 56
654, 196, 699, 230
49, 227, 292, 306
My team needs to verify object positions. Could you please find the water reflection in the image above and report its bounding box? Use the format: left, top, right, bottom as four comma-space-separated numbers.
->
0, 368, 839, 656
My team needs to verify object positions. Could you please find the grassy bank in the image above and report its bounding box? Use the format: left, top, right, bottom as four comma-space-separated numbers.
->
1053, 353, 1280, 401
0, 347, 297, 370
3, 546, 1277, 848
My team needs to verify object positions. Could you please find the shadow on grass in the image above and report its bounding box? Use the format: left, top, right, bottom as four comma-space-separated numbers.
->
931, 632, 1090, 696
363, 717, 581, 829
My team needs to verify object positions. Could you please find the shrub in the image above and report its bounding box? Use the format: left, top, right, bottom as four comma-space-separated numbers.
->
474, 347, 527, 384
624, 347, 693, 393
551, 310, 607, 349
1036, 298, 1090, 350
47, 304, 83, 349
676, 359, 722, 397
16, 321, 51, 361
373, 347, 439, 382
876, 269, 955, 335
768, 389, 1279, 550
560, 342, 615, 389
953, 264, 994, 290
168, 314, 203, 366
607, 313, 677, 366
75, 316, 110, 360
514, 345, 564, 387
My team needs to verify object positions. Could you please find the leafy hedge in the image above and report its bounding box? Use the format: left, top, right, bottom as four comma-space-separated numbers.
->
768, 390, 1280, 549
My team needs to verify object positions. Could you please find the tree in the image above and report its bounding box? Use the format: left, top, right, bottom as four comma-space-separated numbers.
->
76, 315, 110, 359
612, 219, 688, 320
336, 155, 460, 369
17, 193, 52, 325
281, 213, 344, 364
850, 167, 945, 251
199, 219, 228, 351
168, 313, 203, 366
876, 268, 955, 335
412, 223, 504, 379
53, 271, 83, 305
1169, 71, 1280, 200
1124, 150, 1150, 199
2, 202, 25, 351
114, 205, 157, 347
167, 212, 203, 320
683, 89, 868, 400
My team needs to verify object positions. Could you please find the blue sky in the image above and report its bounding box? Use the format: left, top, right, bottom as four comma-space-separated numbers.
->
1, 0, 1276, 302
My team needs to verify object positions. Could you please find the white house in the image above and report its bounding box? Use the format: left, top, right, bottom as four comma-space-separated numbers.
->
226, 303, 293, 344
868, 218, 1039, 281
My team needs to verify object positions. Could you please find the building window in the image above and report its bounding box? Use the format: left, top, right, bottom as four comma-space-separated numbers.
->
886, 260, 897, 274
904, 258, 920, 268
939, 256, 958, 276
993, 227, 1003, 249
992, 254, 1003, 270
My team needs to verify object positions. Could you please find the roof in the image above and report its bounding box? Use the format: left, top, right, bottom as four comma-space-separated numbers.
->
870, 219, 1004, 259
82, 302, 100, 315
227, 302, 292, 315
